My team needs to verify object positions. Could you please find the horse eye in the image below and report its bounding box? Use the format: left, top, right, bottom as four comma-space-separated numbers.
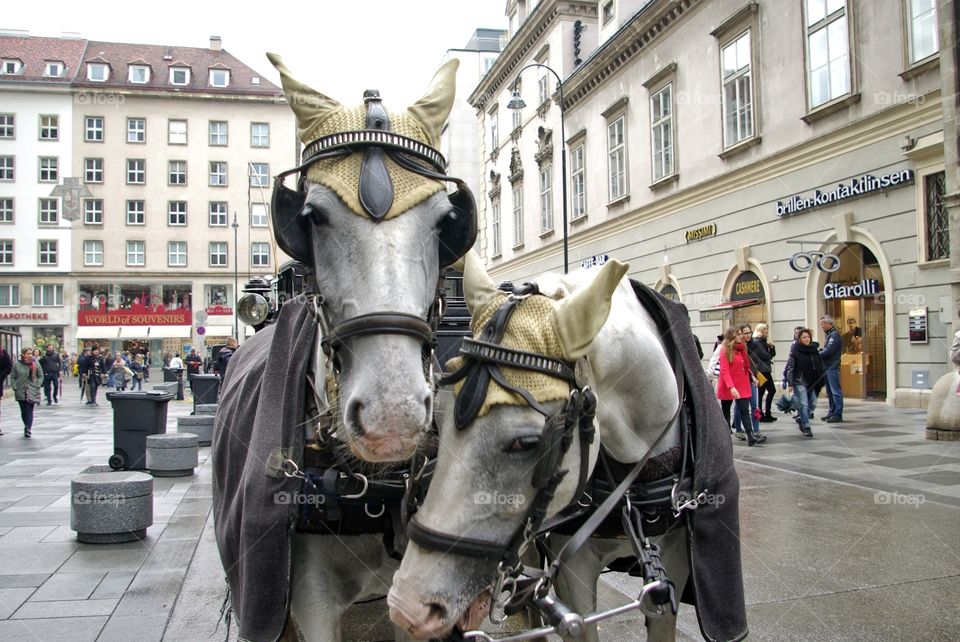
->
300, 203, 328, 225
505, 436, 540, 453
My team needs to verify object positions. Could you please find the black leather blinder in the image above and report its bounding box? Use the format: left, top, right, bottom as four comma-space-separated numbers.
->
438, 184, 478, 268
531, 391, 582, 489
271, 176, 312, 264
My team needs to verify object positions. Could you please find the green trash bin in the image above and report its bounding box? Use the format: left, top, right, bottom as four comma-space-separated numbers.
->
105, 390, 174, 470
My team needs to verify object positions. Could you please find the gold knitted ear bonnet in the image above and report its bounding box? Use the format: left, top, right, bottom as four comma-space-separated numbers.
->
267, 54, 458, 220
446, 291, 572, 417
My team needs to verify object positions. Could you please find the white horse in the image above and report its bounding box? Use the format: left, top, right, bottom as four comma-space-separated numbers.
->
388, 252, 745, 641
213, 56, 474, 642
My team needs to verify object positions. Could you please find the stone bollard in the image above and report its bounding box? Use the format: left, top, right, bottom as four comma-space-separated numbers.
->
146, 433, 199, 477
926, 371, 960, 440
71, 468, 153, 544
178, 414, 214, 446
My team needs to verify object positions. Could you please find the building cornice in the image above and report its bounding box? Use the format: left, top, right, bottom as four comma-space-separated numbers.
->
489, 91, 944, 278
562, 0, 705, 110
468, 0, 597, 111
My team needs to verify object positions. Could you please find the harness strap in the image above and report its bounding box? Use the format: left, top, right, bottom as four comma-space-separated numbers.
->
327, 312, 434, 349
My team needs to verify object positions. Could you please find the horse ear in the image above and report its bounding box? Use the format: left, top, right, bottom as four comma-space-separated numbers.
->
407, 59, 459, 148
460, 250, 500, 315
553, 260, 630, 360
267, 53, 343, 142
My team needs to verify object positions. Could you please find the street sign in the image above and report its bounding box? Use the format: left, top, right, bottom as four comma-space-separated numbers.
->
195, 310, 209, 324
581, 254, 609, 269
197, 326, 206, 336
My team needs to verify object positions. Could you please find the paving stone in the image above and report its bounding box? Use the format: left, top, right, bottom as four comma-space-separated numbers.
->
90, 571, 136, 600
0, 616, 107, 641
12, 597, 118, 618
138, 537, 197, 573
59, 548, 149, 573
866, 454, 960, 469
0, 525, 58, 543
96, 614, 168, 642
0, 573, 49, 588
0, 542, 77, 574
0, 588, 33, 619
30, 571, 104, 602
113, 569, 186, 617
902, 470, 960, 486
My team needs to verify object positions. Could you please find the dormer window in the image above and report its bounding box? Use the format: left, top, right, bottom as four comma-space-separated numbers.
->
209, 68, 230, 88
87, 63, 108, 82
1, 59, 23, 75
128, 65, 150, 84
44, 61, 64, 77
169, 66, 190, 86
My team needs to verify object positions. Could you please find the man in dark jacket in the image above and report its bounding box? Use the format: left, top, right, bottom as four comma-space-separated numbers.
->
86, 346, 106, 406
216, 337, 238, 380
184, 348, 203, 384
39, 347, 63, 405
819, 315, 843, 422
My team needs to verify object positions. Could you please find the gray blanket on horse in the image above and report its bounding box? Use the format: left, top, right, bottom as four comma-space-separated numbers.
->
631, 280, 748, 642
212, 299, 313, 642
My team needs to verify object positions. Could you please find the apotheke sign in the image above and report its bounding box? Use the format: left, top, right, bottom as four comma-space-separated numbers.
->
776, 169, 914, 217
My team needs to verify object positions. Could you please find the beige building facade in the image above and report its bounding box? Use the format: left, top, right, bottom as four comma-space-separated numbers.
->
470, 0, 953, 407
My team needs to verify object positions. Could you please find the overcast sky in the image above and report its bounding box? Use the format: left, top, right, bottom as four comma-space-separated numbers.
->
9, 0, 507, 105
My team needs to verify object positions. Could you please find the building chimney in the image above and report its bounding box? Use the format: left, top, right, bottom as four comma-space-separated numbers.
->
210, 36, 222, 51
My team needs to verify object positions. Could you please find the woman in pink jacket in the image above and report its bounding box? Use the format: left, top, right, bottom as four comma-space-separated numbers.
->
717, 326, 765, 446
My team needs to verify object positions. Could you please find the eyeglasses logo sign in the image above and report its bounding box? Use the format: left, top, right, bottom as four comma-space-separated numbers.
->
789, 251, 840, 273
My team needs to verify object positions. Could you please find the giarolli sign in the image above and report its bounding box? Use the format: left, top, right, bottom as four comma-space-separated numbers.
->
823, 279, 881, 300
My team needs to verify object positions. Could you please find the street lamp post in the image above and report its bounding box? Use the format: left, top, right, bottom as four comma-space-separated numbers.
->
508, 63, 569, 273
232, 211, 239, 340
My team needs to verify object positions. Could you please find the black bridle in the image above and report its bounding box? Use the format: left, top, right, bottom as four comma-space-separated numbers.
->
405, 284, 597, 572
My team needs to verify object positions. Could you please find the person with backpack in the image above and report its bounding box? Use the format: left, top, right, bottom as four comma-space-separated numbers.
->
216, 337, 238, 380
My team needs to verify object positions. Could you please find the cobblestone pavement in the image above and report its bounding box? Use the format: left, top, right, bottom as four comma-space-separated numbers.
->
0, 385, 957, 641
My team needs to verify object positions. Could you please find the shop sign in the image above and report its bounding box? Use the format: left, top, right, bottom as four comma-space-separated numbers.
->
731, 271, 763, 301
684, 223, 717, 243
823, 279, 880, 299
205, 305, 234, 316
0, 312, 49, 320
78, 306, 191, 326
789, 251, 840, 273
580, 254, 609, 269
776, 169, 914, 217
908, 307, 928, 344
700, 309, 729, 322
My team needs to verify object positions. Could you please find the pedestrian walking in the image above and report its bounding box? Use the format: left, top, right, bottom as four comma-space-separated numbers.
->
749, 323, 777, 422
783, 328, 826, 437
60, 351, 70, 377
819, 315, 843, 422
216, 337, 238, 380
86, 346, 106, 406
732, 323, 762, 439
11, 347, 41, 437
0, 346, 12, 433
716, 327, 764, 446
109, 355, 131, 391
129, 355, 146, 391
39, 346, 63, 405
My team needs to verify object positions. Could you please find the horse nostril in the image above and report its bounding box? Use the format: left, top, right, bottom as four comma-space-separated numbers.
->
427, 602, 448, 624
346, 399, 365, 437
422, 391, 433, 426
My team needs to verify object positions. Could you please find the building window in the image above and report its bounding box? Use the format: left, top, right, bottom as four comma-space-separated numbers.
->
168, 241, 187, 267
0, 198, 12, 223
252, 242, 270, 267
512, 184, 524, 247
0, 114, 13, 138
249, 163, 269, 187
38, 240, 58, 266
571, 143, 586, 220
84, 116, 104, 142
84, 199, 103, 225
650, 84, 673, 181
209, 161, 228, 187
924, 170, 949, 261
539, 166, 553, 232
608, 116, 627, 198
127, 118, 145, 143
0, 156, 12, 181
722, 31, 754, 147
251, 203, 268, 227
126, 241, 145, 267
169, 67, 190, 85
169, 160, 187, 185
210, 201, 228, 226
0, 240, 11, 265
907, 0, 938, 63
168, 201, 187, 226
805, 0, 850, 108
0, 284, 19, 306
39, 157, 58, 182
491, 198, 501, 257
209, 121, 228, 146
602, 0, 615, 24
126, 200, 145, 225
127, 159, 145, 184
210, 242, 228, 267
33, 284, 63, 306
538, 68, 550, 106
209, 69, 230, 88
251, 122, 269, 147
39, 115, 58, 141
44, 61, 64, 77
84, 240, 103, 266
128, 65, 150, 83
168, 119, 187, 145
87, 63, 108, 82
84, 158, 103, 183
39, 199, 59, 225
489, 111, 499, 151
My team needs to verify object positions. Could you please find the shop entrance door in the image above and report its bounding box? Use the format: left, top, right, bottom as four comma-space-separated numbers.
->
823, 244, 886, 400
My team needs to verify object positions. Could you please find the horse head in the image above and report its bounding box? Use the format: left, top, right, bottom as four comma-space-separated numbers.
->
268, 54, 476, 462
388, 252, 628, 639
